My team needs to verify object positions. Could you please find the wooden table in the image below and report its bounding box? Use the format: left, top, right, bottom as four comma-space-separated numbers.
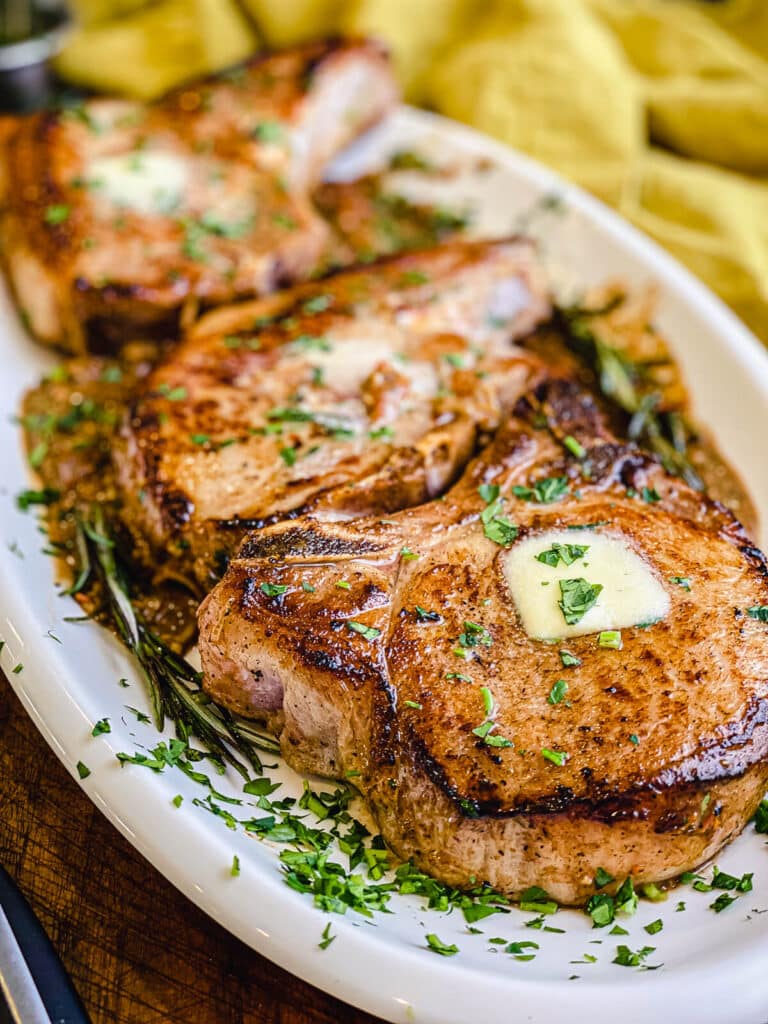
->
0, 669, 385, 1024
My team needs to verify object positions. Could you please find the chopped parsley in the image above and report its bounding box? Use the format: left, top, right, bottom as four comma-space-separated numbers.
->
754, 798, 768, 832
597, 630, 622, 650
172, 794, 183, 808
547, 680, 569, 705
251, 120, 284, 143
563, 435, 586, 458
519, 886, 558, 916
644, 919, 663, 935
303, 294, 331, 314
541, 747, 567, 766
585, 878, 637, 927
594, 868, 614, 889
669, 576, 692, 591
558, 578, 603, 625
559, 650, 582, 667
513, 476, 569, 504
415, 606, 441, 622
404, 700, 422, 710
44, 204, 70, 225
91, 718, 111, 737
613, 944, 656, 968
536, 542, 589, 567
471, 687, 513, 749
346, 621, 381, 641
301, 582, 316, 593
641, 486, 661, 503
400, 547, 419, 561
16, 487, 59, 510
747, 606, 768, 622
279, 446, 297, 466
76, 761, 91, 779
478, 486, 518, 547
260, 582, 288, 597
231, 855, 241, 877
318, 922, 335, 950
425, 933, 459, 956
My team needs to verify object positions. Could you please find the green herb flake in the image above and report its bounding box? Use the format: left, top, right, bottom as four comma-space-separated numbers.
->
613, 944, 656, 968
547, 679, 569, 705
335, 580, 351, 590
91, 718, 111, 737
710, 893, 737, 913
641, 487, 661, 504
559, 650, 582, 667
400, 547, 419, 561
301, 581, 316, 593
513, 476, 570, 504
318, 922, 336, 950
44, 204, 70, 225
594, 867, 614, 889
347, 621, 381, 641
564, 435, 587, 458
231, 854, 240, 877
536, 541, 589, 568
558, 578, 603, 625
260, 582, 288, 598
425, 933, 459, 956
190, 433, 210, 446
279, 446, 297, 467
76, 761, 91, 779
598, 630, 622, 650
404, 700, 422, 710
747, 606, 768, 622
172, 794, 183, 808
541, 747, 567, 767
669, 576, 692, 592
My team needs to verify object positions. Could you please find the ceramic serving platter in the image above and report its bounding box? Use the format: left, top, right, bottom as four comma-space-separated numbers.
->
2, 107, 768, 1024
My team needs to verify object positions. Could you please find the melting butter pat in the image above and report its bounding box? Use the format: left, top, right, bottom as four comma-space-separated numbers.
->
502, 529, 670, 640
88, 151, 188, 215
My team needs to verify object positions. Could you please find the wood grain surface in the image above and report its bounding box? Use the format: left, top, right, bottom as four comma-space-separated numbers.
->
0, 669, 385, 1024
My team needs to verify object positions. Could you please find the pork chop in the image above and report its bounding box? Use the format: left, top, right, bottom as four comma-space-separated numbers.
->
0, 38, 396, 353
198, 376, 768, 904
114, 238, 550, 586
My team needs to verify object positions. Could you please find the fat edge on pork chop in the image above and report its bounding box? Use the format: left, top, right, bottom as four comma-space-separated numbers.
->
198, 377, 768, 905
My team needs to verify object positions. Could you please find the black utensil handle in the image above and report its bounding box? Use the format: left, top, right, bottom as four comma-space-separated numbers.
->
0, 866, 91, 1024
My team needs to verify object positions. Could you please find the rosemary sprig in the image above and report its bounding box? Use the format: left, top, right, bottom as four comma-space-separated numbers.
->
558, 304, 703, 489
74, 508, 279, 777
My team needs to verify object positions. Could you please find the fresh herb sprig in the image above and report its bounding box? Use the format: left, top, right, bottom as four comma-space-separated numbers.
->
72, 509, 278, 777
558, 303, 703, 489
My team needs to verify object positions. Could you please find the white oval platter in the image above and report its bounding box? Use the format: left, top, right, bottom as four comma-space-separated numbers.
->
2, 106, 768, 1024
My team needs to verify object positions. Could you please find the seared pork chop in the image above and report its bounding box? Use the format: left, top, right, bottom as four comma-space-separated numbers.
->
198, 377, 768, 904
115, 238, 550, 586
0, 39, 396, 352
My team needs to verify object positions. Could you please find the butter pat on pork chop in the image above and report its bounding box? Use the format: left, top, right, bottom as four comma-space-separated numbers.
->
198, 377, 768, 904
0, 38, 396, 352
114, 238, 551, 586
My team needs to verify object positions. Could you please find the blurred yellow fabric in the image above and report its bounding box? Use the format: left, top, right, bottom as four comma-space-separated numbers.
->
57, 0, 768, 339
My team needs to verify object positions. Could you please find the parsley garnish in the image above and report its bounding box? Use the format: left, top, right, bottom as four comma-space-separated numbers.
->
318, 922, 335, 950
558, 578, 603, 625
559, 650, 581, 667
425, 933, 459, 956
260, 582, 288, 597
563, 435, 586, 458
415, 606, 441, 622
231, 855, 241, 877
536, 542, 589, 567
598, 630, 622, 649
669, 576, 691, 591
347, 621, 381, 641
478, 487, 518, 547
641, 486, 661, 503
91, 718, 111, 737
594, 867, 614, 889
547, 679, 569, 705
541, 747, 567, 766
644, 919, 663, 935
16, 487, 59, 510
613, 944, 656, 968
471, 687, 513, 749
400, 547, 419, 561
44, 204, 70, 225
76, 761, 91, 779
251, 120, 284, 143
301, 582, 315, 593
747, 606, 768, 622
513, 476, 569, 504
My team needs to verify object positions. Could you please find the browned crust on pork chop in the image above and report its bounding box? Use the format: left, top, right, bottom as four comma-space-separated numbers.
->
198, 378, 768, 902
0, 39, 397, 352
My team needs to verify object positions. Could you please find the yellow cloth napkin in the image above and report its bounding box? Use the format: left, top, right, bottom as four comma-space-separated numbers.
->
57, 0, 768, 340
